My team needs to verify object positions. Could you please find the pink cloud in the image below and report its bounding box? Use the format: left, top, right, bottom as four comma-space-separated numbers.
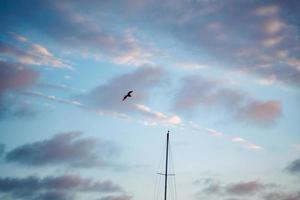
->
0, 61, 38, 91
240, 100, 282, 125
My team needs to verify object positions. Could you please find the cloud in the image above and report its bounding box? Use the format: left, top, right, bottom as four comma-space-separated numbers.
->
78, 66, 181, 126
194, 176, 300, 200
2, 1, 300, 85
5, 131, 119, 168
1, 1, 157, 67
226, 181, 265, 195
188, 121, 262, 150
84, 66, 165, 111
202, 183, 222, 195
108, 1, 300, 86
22, 67, 172, 125
261, 36, 283, 47
37, 82, 72, 92
34, 191, 70, 200
10, 103, 37, 119
206, 128, 224, 137
0, 144, 5, 157
22, 91, 130, 121
80, 66, 183, 126
0, 174, 122, 200
263, 191, 300, 200
0, 39, 71, 69
286, 158, 300, 175
176, 62, 207, 70
197, 179, 265, 196
174, 75, 282, 126
135, 104, 181, 126
231, 137, 262, 150
238, 100, 282, 125
0, 61, 38, 92
292, 144, 300, 152
194, 178, 279, 199
263, 19, 285, 35
23, 91, 86, 108
111, 31, 157, 66
99, 194, 132, 200
255, 5, 279, 16
0, 60, 39, 118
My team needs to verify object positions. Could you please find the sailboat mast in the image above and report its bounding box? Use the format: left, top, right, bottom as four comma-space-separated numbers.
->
164, 131, 170, 200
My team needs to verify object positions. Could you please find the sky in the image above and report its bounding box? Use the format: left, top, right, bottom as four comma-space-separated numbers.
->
0, 0, 300, 200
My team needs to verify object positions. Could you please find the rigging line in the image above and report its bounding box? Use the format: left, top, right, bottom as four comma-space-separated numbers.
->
154, 171, 159, 200
169, 140, 174, 200
169, 141, 178, 200
168, 175, 174, 200
168, 139, 174, 200
154, 143, 163, 200
156, 136, 168, 200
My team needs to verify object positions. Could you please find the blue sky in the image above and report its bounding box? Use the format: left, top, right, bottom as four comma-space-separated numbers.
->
0, 0, 300, 200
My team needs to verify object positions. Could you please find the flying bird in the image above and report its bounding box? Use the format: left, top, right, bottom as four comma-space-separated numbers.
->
122, 90, 133, 101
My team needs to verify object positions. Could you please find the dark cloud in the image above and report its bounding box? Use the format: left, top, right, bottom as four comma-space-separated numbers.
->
202, 183, 221, 195
193, 178, 215, 186
226, 181, 265, 195
5, 131, 119, 168
286, 158, 300, 175
0, 174, 122, 200
34, 191, 71, 200
264, 191, 300, 200
0, 144, 5, 157
173, 75, 282, 125
11, 104, 37, 119
194, 178, 279, 199
194, 178, 223, 197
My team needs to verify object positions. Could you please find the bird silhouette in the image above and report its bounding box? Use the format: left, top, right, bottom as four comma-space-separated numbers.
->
122, 91, 133, 101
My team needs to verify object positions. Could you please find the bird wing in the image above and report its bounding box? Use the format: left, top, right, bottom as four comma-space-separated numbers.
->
128, 91, 133, 95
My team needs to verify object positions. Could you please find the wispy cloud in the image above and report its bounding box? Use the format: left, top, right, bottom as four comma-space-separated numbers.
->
135, 103, 182, 126
0, 37, 71, 69
188, 121, 262, 151
111, 31, 158, 66
176, 62, 208, 70
99, 194, 133, 200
